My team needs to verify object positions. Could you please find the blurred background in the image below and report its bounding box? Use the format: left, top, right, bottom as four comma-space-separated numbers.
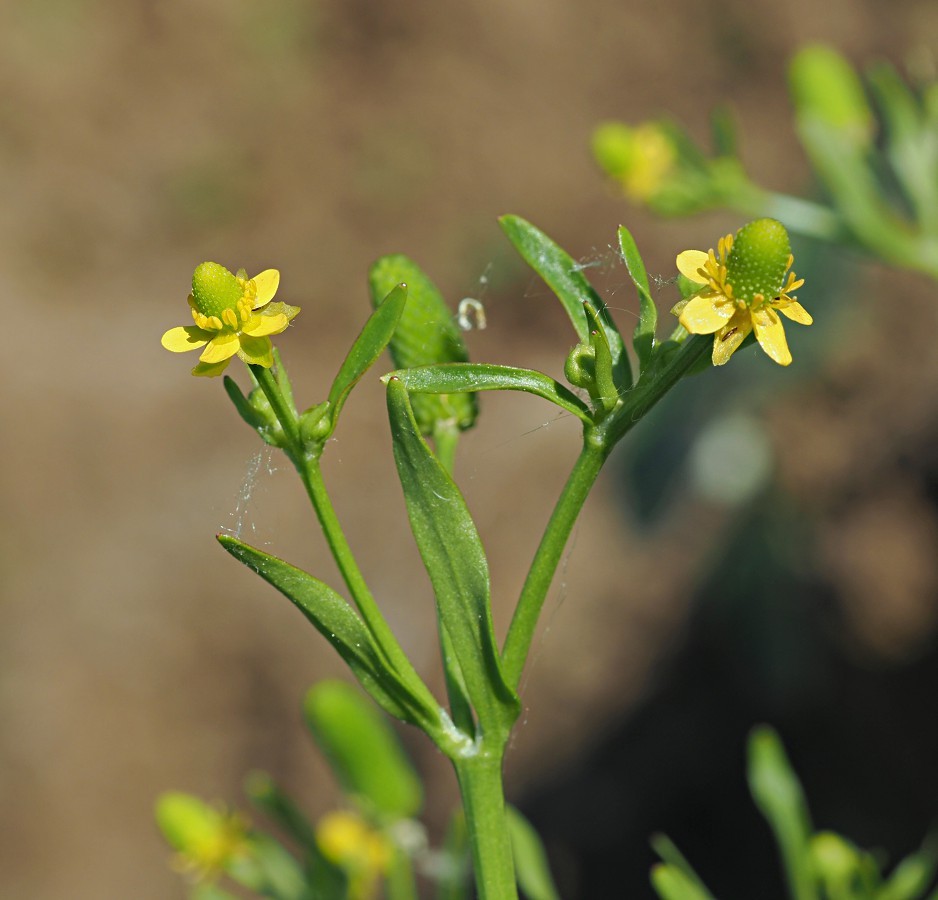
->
1, 0, 937, 897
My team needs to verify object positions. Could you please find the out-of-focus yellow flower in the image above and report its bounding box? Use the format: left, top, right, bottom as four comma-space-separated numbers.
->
161, 262, 300, 377
593, 121, 677, 202
155, 792, 251, 883
316, 809, 392, 900
673, 218, 811, 366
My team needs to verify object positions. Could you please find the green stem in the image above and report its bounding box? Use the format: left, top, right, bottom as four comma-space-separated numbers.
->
500, 441, 608, 690
386, 846, 420, 900
500, 334, 712, 691
250, 363, 439, 720
454, 754, 517, 900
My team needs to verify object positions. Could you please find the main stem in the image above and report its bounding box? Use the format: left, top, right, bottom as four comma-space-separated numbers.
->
500, 440, 608, 691
454, 752, 517, 900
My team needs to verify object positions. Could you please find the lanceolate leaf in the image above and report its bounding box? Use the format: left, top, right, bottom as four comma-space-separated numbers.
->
507, 806, 561, 900
499, 215, 631, 391
217, 535, 440, 735
384, 362, 592, 423
386, 378, 519, 738
325, 283, 409, 434
618, 225, 658, 376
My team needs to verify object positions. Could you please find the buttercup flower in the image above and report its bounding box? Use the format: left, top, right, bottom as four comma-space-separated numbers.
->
316, 810, 392, 900
673, 218, 811, 366
161, 262, 300, 377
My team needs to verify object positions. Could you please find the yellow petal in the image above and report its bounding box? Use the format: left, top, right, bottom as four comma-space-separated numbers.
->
238, 334, 274, 367
676, 250, 709, 284
242, 313, 288, 337
711, 311, 752, 366
199, 332, 241, 364
679, 292, 735, 334
251, 269, 280, 308
191, 359, 232, 377
777, 300, 813, 325
162, 325, 210, 352
752, 307, 792, 366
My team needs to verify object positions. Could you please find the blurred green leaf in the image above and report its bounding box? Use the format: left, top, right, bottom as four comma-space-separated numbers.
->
878, 835, 938, 900
369, 254, 478, 435
217, 535, 441, 735
747, 726, 818, 900
384, 362, 592, 423
498, 215, 631, 391
386, 378, 519, 739
651, 834, 716, 899
506, 806, 560, 900
651, 864, 717, 900
436, 810, 470, 900
325, 283, 409, 436
617, 225, 658, 377
304, 680, 423, 821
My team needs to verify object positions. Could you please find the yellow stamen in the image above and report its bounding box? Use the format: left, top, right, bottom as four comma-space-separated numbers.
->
222, 308, 239, 328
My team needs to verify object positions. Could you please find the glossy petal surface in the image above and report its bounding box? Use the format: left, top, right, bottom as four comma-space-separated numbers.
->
161, 326, 210, 352
679, 293, 735, 334
676, 250, 709, 284
752, 307, 792, 366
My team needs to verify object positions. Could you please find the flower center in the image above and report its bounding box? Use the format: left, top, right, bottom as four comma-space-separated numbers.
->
190, 262, 255, 332
724, 218, 792, 305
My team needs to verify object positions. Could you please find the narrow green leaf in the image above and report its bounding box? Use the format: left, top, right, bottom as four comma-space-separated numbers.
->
748, 726, 818, 900
244, 771, 319, 854
325, 284, 409, 435
507, 806, 560, 900
878, 835, 938, 900
617, 225, 658, 376
386, 378, 519, 738
217, 535, 440, 734
369, 254, 478, 435
584, 302, 618, 411
651, 864, 716, 900
499, 215, 631, 391
304, 680, 424, 821
227, 832, 307, 900
651, 835, 716, 899
384, 362, 592, 423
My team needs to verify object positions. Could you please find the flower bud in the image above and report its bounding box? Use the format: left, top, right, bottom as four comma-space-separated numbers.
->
563, 342, 596, 390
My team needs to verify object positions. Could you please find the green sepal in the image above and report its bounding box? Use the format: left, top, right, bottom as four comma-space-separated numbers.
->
217, 535, 443, 737
498, 215, 632, 391
618, 225, 657, 376
369, 255, 478, 436
304, 680, 424, 821
323, 283, 409, 437
507, 806, 560, 900
383, 362, 592, 424
386, 378, 520, 741
747, 726, 817, 900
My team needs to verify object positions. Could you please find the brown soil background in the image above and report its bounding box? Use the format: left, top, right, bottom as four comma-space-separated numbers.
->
1, 1, 937, 897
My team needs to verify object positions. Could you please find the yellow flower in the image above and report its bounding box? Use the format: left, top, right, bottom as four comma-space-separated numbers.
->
593, 121, 677, 202
155, 792, 251, 883
673, 218, 811, 366
316, 809, 392, 900
161, 262, 300, 377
